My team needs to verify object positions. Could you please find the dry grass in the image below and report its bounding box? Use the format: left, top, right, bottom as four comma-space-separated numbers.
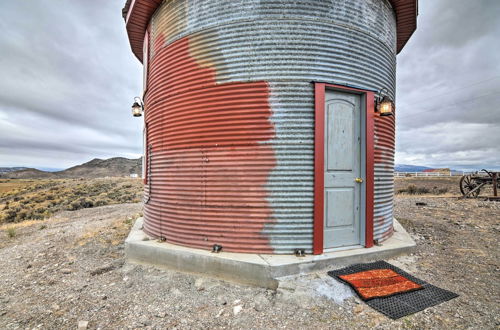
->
0, 178, 143, 224
0, 218, 52, 231
6, 227, 16, 238
0, 179, 32, 193
397, 183, 449, 195
395, 177, 461, 196
76, 214, 141, 247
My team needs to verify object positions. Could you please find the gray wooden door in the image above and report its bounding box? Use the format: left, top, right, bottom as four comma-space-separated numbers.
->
324, 90, 362, 248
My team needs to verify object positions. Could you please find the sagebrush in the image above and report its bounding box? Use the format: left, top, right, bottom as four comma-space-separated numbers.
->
0, 178, 143, 223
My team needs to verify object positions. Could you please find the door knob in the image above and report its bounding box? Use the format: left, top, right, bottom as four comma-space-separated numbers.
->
355, 178, 363, 183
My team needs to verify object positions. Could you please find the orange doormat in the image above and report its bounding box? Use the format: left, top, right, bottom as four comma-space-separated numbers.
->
328, 261, 458, 319
338, 268, 423, 301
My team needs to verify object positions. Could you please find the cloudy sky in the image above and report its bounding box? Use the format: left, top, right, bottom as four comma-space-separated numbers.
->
0, 0, 499, 171
0, 1, 142, 170
396, 0, 500, 170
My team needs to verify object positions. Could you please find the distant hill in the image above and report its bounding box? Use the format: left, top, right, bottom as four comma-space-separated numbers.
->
0, 167, 28, 174
394, 164, 433, 172
1, 157, 142, 179
1, 168, 57, 179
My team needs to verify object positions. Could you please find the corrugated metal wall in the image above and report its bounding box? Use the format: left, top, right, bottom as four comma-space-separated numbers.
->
144, 0, 397, 253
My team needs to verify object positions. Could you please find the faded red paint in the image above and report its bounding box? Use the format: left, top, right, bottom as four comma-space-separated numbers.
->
378, 226, 394, 241
143, 35, 276, 253
374, 114, 395, 164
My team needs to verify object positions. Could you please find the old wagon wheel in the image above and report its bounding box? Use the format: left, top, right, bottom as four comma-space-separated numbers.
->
460, 175, 481, 197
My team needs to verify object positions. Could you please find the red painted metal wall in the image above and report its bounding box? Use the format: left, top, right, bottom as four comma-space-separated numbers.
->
143, 34, 277, 253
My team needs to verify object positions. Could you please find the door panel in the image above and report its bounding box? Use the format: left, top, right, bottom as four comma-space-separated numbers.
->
327, 106, 354, 171
324, 90, 362, 248
325, 189, 354, 227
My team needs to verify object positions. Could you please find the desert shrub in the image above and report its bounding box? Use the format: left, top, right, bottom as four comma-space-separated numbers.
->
33, 194, 47, 203
30, 213, 44, 220
6, 227, 16, 238
438, 188, 448, 194
1, 178, 143, 224
399, 184, 430, 195
4, 206, 21, 223
405, 184, 417, 194
432, 187, 448, 195
118, 193, 134, 203
106, 189, 122, 200
15, 209, 29, 221
93, 198, 111, 207
67, 197, 94, 211
47, 201, 58, 208
34, 206, 47, 214
398, 185, 447, 195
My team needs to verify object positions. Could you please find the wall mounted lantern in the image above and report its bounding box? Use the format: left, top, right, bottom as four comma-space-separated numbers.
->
375, 88, 394, 117
131, 97, 144, 117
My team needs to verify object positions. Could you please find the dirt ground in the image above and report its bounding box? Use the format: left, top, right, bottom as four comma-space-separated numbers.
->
0, 193, 499, 328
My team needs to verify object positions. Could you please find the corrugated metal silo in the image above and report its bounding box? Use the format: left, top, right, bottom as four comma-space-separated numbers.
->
124, 0, 418, 254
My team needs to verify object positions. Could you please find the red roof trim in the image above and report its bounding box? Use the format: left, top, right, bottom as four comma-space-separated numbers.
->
389, 0, 418, 53
123, 0, 417, 62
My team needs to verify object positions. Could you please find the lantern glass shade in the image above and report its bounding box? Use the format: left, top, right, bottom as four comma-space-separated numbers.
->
131, 102, 143, 117
378, 96, 394, 116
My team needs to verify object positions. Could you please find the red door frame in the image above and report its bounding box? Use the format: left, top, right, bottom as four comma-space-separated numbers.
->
313, 83, 375, 255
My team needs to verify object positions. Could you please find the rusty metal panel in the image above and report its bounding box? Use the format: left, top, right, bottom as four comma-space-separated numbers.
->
142, 0, 397, 253
143, 32, 276, 253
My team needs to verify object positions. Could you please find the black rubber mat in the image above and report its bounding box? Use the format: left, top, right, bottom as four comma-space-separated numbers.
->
327, 261, 458, 319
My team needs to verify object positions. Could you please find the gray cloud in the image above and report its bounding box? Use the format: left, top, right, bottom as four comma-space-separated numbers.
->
0, 0, 142, 169
396, 0, 500, 170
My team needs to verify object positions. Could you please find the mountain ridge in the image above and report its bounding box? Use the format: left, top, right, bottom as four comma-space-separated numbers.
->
0, 157, 142, 179
394, 164, 433, 172
0, 167, 28, 174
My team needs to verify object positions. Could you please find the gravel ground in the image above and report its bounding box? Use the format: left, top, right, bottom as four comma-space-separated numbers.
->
0, 197, 498, 329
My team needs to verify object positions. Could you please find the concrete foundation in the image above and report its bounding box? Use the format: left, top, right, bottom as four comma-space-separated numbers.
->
125, 218, 416, 289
